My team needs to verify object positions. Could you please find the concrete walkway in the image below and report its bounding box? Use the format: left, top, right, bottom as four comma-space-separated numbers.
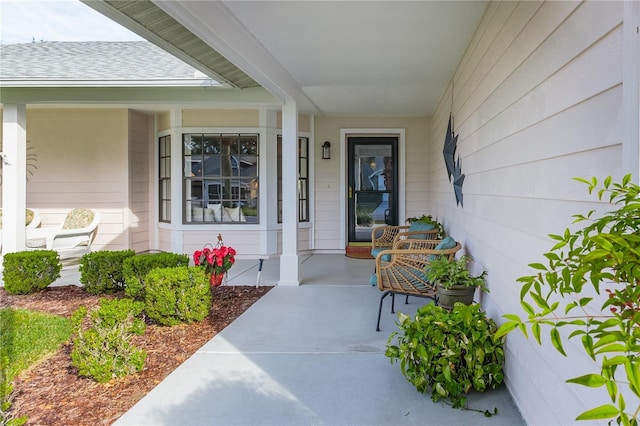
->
112, 254, 524, 426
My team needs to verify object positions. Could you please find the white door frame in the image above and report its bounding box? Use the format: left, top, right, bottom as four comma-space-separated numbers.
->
339, 128, 406, 248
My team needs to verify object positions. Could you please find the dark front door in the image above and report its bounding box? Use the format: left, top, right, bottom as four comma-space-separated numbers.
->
347, 136, 398, 243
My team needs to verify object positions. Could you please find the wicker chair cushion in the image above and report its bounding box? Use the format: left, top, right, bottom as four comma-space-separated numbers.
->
62, 208, 94, 230
435, 236, 456, 250
406, 221, 435, 238
369, 273, 377, 286
428, 236, 457, 262
371, 247, 391, 261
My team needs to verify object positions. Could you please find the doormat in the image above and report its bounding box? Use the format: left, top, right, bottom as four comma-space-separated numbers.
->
345, 245, 373, 259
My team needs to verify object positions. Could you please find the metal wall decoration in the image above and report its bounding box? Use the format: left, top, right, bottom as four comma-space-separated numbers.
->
442, 115, 464, 207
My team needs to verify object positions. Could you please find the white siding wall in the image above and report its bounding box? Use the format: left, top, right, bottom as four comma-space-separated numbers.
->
429, 2, 625, 424
25, 109, 130, 251
128, 110, 151, 253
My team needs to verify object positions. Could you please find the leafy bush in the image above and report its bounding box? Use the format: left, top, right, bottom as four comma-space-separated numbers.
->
2, 251, 61, 295
70, 298, 146, 383
496, 175, 640, 424
79, 250, 135, 294
386, 303, 505, 411
123, 252, 189, 301
144, 266, 211, 326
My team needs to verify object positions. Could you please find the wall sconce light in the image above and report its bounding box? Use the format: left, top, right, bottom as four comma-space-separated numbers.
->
322, 141, 331, 159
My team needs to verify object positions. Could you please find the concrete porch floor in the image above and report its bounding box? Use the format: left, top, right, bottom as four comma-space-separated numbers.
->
43, 254, 524, 425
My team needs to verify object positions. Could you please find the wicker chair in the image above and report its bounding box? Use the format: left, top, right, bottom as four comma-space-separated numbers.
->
374, 239, 461, 331
370, 224, 439, 260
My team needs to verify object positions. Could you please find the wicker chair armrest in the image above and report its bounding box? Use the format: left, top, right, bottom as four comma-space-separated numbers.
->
375, 248, 438, 297
371, 225, 410, 248
393, 238, 441, 251
394, 228, 439, 242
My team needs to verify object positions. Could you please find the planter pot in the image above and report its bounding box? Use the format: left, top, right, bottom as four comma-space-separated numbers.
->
437, 283, 476, 309
209, 273, 224, 287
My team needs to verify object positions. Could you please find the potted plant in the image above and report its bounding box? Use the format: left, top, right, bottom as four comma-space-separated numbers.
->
193, 234, 236, 287
495, 175, 640, 424
386, 303, 505, 413
406, 214, 444, 238
425, 255, 488, 309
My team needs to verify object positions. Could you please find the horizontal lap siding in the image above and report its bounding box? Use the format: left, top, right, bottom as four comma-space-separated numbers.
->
430, 1, 623, 424
26, 109, 129, 251
129, 110, 151, 253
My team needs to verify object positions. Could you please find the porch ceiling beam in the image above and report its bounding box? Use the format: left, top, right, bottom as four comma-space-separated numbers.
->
0, 86, 279, 106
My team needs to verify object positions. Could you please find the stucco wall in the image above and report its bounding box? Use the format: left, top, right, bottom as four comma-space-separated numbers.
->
24, 108, 130, 251
429, 2, 624, 424
314, 116, 430, 251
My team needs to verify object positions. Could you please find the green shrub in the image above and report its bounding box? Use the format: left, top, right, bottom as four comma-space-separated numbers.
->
70, 298, 146, 383
123, 252, 189, 301
2, 251, 61, 295
144, 266, 211, 326
79, 250, 135, 294
386, 303, 505, 411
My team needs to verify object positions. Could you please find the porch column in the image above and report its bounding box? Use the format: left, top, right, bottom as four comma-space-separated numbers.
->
2, 104, 27, 253
279, 100, 299, 285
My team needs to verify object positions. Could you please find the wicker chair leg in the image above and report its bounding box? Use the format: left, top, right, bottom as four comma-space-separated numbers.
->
391, 293, 396, 313
376, 291, 392, 332
405, 295, 409, 304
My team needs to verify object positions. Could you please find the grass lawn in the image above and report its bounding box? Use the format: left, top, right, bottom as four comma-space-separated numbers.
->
0, 308, 72, 382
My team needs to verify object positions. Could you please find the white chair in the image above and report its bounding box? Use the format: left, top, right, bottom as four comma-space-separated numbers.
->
26, 208, 101, 263
0, 208, 41, 252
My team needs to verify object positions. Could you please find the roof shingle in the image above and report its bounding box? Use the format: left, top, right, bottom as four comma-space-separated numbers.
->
0, 41, 216, 84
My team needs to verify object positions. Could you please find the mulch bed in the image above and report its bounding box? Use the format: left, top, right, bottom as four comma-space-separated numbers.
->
0, 284, 272, 425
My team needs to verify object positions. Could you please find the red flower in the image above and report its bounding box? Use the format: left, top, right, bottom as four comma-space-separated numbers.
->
193, 235, 236, 285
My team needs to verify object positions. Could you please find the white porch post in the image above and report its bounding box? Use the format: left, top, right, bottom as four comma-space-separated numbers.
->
2, 104, 27, 253
279, 100, 300, 285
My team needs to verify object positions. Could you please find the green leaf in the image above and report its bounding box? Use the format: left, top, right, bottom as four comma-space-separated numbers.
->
494, 322, 519, 340
550, 328, 566, 356
531, 322, 541, 344
582, 334, 594, 359
529, 263, 547, 271
521, 301, 534, 316
624, 360, 640, 397
566, 374, 607, 387
575, 404, 619, 420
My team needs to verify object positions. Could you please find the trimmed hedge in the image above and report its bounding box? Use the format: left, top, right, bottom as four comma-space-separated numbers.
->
2, 250, 61, 294
79, 250, 135, 294
123, 252, 189, 301
144, 266, 211, 326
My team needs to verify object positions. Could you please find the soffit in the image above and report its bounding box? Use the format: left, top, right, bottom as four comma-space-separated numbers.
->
81, 0, 258, 89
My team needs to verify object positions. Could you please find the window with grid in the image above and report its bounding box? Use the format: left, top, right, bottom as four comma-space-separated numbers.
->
183, 133, 258, 224
277, 136, 309, 223
158, 135, 171, 223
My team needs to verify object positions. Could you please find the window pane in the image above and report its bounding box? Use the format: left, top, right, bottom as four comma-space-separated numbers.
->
183, 133, 258, 224
203, 134, 221, 154
221, 134, 239, 155
159, 135, 171, 223
184, 134, 202, 155
240, 134, 258, 155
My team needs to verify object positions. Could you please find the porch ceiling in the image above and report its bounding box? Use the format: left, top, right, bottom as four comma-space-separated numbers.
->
83, 1, 488, 117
